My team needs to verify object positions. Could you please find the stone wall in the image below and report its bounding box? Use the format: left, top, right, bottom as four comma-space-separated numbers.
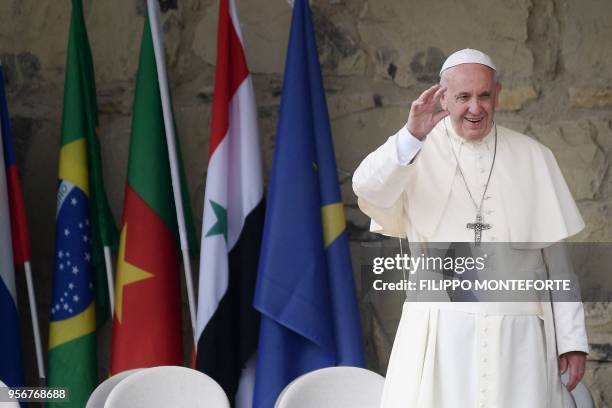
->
1, 0, 611, 405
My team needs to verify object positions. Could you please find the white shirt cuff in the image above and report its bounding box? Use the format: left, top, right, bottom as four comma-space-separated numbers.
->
396, 125, 424, 165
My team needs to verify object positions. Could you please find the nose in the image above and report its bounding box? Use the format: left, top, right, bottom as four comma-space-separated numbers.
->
468, 98, 480, 115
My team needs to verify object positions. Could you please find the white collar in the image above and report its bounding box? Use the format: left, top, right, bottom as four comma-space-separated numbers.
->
443, 116, 495, 149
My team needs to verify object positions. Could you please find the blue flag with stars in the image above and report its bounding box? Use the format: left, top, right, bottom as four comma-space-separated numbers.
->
252, 0, 365, 406
51, 184, 94, 320
48, 177, 98, 406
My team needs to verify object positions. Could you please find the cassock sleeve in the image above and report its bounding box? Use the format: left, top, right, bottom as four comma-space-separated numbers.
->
352, 126, 423, 238
542, 243, 590, 355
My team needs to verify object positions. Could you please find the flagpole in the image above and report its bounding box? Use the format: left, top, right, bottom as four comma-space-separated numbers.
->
0, 61, 45, 383
103, 246, 115, 318
23, 261, 45, 382
146, 0, 197, 344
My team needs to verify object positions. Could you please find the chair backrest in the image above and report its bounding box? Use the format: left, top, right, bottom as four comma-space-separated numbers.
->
104, 366, 230, 408
572, 383, 595, 408
0, 380, 19, 408
275, 366, 385, 408
563, 385, 577, 408
561, 372, 595, 408
86, 368, 144, 408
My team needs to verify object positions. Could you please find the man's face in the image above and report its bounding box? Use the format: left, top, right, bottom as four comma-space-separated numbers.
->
440, 64, 501, 141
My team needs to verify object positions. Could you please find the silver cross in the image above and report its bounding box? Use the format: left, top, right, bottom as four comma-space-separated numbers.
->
467, 213, 491, 245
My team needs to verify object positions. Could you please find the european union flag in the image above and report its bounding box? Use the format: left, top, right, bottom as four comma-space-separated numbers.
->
252, 0, 365, 406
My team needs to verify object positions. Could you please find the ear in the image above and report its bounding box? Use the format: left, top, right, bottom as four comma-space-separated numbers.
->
440, 87, 448, 110
494, 82, 502, 107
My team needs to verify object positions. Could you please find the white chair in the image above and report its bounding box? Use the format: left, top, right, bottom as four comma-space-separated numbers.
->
562, 372, 595, 408
86, 368, 144, 408
571, 382, 595, 408
562, 385, 577, 408
103, 366, 230, 408
0, 380, 19, 408
274, 366, 385, 408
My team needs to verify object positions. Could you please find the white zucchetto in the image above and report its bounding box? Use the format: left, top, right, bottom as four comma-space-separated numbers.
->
440, 48, 497, 74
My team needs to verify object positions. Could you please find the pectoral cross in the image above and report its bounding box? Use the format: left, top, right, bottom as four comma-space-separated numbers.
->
467, 213, 491, 245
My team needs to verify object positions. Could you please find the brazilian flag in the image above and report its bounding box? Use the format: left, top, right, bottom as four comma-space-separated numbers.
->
48, 0, 117, 406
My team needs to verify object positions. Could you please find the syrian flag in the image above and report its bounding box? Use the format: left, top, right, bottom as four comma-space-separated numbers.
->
195, 0, 264, 406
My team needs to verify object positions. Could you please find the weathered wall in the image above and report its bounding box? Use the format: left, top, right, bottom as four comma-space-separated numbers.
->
1, 0, 611, 404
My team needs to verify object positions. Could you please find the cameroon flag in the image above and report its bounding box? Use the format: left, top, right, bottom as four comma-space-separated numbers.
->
48, 0, 117, 406
110, 13, 195, 374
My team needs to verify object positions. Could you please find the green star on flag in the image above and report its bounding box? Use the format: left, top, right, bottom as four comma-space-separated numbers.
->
205, 200, 227, 242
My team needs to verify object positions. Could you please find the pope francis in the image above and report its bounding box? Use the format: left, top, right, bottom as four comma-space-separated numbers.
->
352, 49, 589, 408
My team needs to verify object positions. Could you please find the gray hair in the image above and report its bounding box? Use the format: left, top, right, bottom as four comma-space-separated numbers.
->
439, 66, 499, 86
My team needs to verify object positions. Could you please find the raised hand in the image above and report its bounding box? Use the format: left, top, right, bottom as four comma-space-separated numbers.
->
406, 84, 449, 140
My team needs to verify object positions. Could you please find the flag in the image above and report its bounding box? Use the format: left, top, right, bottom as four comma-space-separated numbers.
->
252, 0, 365, 406
195, 0, 264, 405
0, 65, 30, 266
48, 0, 117, 404
76, 13, 119, 328
110, 12, 196, 375
0, 69, 25, 388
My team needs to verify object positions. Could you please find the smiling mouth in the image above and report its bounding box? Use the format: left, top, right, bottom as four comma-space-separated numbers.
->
465, 117, 484, 124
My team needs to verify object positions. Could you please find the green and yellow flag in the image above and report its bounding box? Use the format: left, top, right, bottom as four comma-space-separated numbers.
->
48, 0, 117, 405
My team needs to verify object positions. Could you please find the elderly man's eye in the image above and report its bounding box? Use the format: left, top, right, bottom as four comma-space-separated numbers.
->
457, 95, 469, 102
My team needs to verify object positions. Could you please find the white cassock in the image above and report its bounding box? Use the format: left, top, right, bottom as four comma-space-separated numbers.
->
353, 116, 589, 408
